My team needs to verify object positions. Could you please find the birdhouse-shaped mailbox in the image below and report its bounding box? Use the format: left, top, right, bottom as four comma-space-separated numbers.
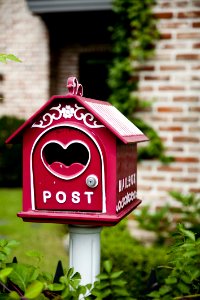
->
6, 77, 148, 226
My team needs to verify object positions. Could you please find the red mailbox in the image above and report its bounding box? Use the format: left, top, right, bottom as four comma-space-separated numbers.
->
6, 77, 148, 226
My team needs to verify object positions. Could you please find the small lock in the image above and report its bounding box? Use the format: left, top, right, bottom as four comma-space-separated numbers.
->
86, 175, 98, 188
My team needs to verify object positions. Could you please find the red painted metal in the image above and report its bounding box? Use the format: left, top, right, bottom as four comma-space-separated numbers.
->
6, 77, 148, 226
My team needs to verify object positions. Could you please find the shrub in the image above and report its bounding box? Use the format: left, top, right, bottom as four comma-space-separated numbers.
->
0, 116, 24, 187
134, 192, 200, 245
0, 239, 131, 299
148, 225, 200, 300
101, 220, 167, 299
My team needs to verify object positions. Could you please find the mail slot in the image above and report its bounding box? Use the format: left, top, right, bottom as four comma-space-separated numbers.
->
6, 77, 148, 226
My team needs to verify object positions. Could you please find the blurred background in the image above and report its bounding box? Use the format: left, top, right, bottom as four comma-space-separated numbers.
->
0, 1, 200, 297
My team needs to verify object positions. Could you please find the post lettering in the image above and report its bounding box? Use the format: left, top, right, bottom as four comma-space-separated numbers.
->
56, 191, 67, 203
43, 191, 51, 203
84, 191, 94, 204
72, 191, 80, 203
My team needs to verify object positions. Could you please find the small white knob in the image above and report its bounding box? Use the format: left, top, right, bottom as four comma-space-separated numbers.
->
86, 175, 98, 188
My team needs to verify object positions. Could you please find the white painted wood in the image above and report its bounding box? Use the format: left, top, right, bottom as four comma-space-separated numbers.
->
69, 226, 102, 285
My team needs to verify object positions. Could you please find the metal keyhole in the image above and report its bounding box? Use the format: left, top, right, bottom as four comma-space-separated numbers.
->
86, 175, 98, 188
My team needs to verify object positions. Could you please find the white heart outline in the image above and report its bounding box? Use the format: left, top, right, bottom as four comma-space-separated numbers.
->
41, 140, 91, 180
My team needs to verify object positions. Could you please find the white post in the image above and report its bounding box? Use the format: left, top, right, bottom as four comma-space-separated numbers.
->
68, 225, 102, 285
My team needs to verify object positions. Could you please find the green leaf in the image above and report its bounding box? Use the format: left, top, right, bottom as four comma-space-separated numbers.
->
26, 250, 42, 259
104, 260, 112, 273
67, 267, 74, 278
165, 276, 177, 284
0, 54, 21, 63
110, 270, 123, 279
179, 226, 196, 241
71, 272, 81, 280
48, 283, 64, 291
6, 54, 21, 62
177, 282, 190, 294
24, 280, 44, 299
8, 263, 39, 292
9, 291, 20, 299
159, 285, 171, 295
96, 273, 109, 280
0, 267, 13, 283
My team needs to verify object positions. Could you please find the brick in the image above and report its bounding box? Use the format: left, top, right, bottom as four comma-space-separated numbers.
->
188, 167, 200, 172
157, 186, 176, 192
173, 96, 199, 102
173, 116, 199, 122
160, 2, 171, 8
192, 65, 200, 69
175, 156, 199, 163
160, 65, 186, 71
178, 11, 200, 18
189, 188, 200, 193
152, 116, 169, 122
189, 126, 200, 132
142, 176, 165, 181
173, 136, 199, 143
176, 1, 189, 7
172, 176, 197, 183
191, 75, 200, 80
177, 32, 200, 39
138, 165, 152, 171
192, 22, 200, 27
157, 166, 183, 172
138, 86, 154, 92
136, 66, 155, 71
176, 54, 200, 60
158, 85, 185, 91
137, 185, 152, 191
189, 106, 200, 112
193, 43, 200, 48
166, 146, 184, 152
144, 75, 170, 80
193, 1, 200, 7
154, 12, 173, 19
160, 33, 172, 39
159, 21, 189, 29
159, 126, 182, 131
157, 106, 183, 113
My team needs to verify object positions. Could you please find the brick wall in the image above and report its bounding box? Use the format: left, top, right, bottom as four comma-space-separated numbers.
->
0, 0, 49, 119
136, 0, 200, 207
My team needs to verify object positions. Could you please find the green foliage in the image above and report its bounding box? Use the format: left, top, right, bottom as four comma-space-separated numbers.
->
109, 0, 170, 162
0, 54, 21, 63
135, 192, 200, 245
89, 260, 131, 300
0, 116, 24, 187
0, 239, 131, 299
101, 220, 167, 299
148, 225, 200, 300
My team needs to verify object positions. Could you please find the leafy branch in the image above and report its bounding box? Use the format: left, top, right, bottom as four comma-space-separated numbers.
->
109, 0, 171, 162
0, 54, 21, 64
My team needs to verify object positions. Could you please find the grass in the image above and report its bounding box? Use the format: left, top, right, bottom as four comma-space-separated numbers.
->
0, 188, 68, 274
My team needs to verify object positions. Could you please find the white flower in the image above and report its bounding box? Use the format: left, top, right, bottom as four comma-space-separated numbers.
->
62, 106, 74, 119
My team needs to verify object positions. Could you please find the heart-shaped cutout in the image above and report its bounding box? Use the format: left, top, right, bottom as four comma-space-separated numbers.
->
41, 141, 90, 179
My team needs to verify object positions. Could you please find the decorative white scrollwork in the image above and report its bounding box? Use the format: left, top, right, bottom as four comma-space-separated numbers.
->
32, 103, 104, 129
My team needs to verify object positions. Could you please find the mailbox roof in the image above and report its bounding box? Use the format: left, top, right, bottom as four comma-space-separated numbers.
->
6, 94, 148, 144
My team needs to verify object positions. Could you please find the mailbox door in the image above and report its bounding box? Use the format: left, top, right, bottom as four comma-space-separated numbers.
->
31, 125, 105, 212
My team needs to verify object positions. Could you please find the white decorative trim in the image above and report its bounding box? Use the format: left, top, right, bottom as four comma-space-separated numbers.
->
32, 104, 104, 129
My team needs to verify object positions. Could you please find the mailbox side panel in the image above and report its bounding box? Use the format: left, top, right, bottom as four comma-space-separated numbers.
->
116, 143, 141, 217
